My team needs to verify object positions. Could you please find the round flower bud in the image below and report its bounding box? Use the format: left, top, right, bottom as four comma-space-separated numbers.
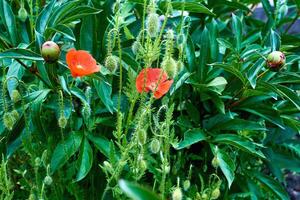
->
150, 138, 160, 154
211, 156, 219, 168
105, 55, 119, 73
162, 57, 177, 78
139, 159, 147, 171
132, 41, 144, 56
137, 129, 147, 146
58, 115, 67, 129
183, 180, 190, 191
3, 112, 14, 130
35, 157, 41, 167
172, 187, 183, 200
201, 193, 208, 200
41, 41, 60, 63
11, 89, 21, 103
211, 188, 220, 199
146, 13, 160, 38
266, 51, 286, 71
43, 175, 53, 185
11, 110, 19, 121
18, 7, 28, 22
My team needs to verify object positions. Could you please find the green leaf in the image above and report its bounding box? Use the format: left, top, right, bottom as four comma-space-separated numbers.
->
119, 180, 161, 200
199, 27, 210, 81
160, 1, 215, 15
76, 137, 93, 182
186, 35, 196, 72
0, 49, 43, 61
174, 128, 206, 150
36, 0, 56, 34
211, 118, 266, 131
0, 0, 18, 46
232, 14, 242, 53
210, 63, 246, 84
207, 77, 227, 94
246, 58, 265, 88
93, 80, 116, 113
170, 72, 191, 95
213, 134, 266, 159
269, 29, 281, 51
211, 146, 235, 188
50, 132, 83, 174
59, 6, 102, 24
80, 15, 96, 53
88, 135, 110, 158
249, 171, 290, 200
48, 24, 75, 41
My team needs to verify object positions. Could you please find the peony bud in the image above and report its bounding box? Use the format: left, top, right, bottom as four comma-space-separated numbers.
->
58, 115, 67, 129
172, 187, 183, 200
211, 188, 220, 199
105, 55, 119, 73
162, 57, 177, 78
150, 138, 161, 154
18, 7, 28, 22
146, 13, 160, 38
43, 175, 53, 186
3, 112, 14, 130
11, 89, 21, 103
266, 51, 286, 71
41, 41, 60, 63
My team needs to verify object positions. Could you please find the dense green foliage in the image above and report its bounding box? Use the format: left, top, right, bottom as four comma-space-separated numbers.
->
0, 0, 299, 199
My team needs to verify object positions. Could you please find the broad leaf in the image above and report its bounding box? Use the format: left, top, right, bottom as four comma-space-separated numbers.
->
174, 128, 206, 150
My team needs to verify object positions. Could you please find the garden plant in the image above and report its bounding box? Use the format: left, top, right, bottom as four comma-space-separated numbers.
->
0, 0, 300, 199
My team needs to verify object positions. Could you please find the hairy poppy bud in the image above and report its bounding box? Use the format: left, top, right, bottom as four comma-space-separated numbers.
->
35, 157, 41, 167
162, 57, 177, 78
132, 41, 143, 56
105, 55, 119, 73
43, 175, 53, 186
3, 112, 14, 130
11, 89, 21, 103
41, 41, 60, 63
183, 180, 191, 191
202, 193, 208, 200
11, 110, 19, 121
137, 129, 147, 146
267, 51, 286, 71
212, 156, 219, 168
172, 187, 183, 200
150, 138, 160, 154
58, 115, 67, 129
211, 188, 220, 199
18, 7, 28, 22
146, 13, 160, 38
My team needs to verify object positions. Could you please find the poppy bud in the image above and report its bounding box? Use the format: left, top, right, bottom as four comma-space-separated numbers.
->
212, 156, 219, 168
150, 138, 160, 154
105, 55, 119, 73
202, 193, 208, 200
132, 41, 144, 56
183, 180, 190, 191
266, 51, 286, 71
35, 157, 41, 167
11, 89, 21, 103
41, 41, 60, 63
3, 112, 14, 130
18, 7, 28, 22
146, 13, 160, 38
43, 175, 53, 186
137, 129, 147, 146
162, 57, 177, 78
163, 165, 170, 174
172, 187, 183, 200
11, 110, 19, 121
28, 194, 35, 200
58, 115, 67, 129
211, 188, 220, 199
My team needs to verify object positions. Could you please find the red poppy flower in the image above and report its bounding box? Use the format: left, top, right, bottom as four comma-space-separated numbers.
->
136, 68, 173, 99
66, 49, 100, 77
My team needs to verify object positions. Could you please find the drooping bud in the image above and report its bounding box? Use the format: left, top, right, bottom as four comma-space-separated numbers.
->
183, 180, 191, 191
146, 13, 160, 38
58, 115, 67, 129
43, 175, 53, 185
132, 41, 144, 56
105, 55, 119, 73
211, 156, 219, 168
11, 110, 19, 121
162, 57, 177, 78
172, 187, 183, 200
266, 51, 286, 71
11, 89, 21, 103
150, 138, 160, 154
3, 112, 14, 130
41, 41, 60, 63
18, 6, 28, 22
211, 188, 220, 200
137, 129, 147, 146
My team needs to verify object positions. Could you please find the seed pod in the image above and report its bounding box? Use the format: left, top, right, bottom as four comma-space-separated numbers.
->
183, 180, 191, 191
18, 7, 28, 22
58, 115, 67, 129
41, 41, 60, 63
212, 156, 219, 168
211, 188, 220, 199
162, 57, 177, 78
266, 51, 286, 71
146, 13, 160, 38
150, 138, 161, 154
11, 89, 21, 103
3, 112, 14, 130
137, 129, 147, 146
43, 175, 53, 186
105, 55, 119, 73
172, 187, 183, 200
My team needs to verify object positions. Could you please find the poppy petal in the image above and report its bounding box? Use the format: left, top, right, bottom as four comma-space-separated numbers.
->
136, 68, 151, 93
153, 79, 173, 99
